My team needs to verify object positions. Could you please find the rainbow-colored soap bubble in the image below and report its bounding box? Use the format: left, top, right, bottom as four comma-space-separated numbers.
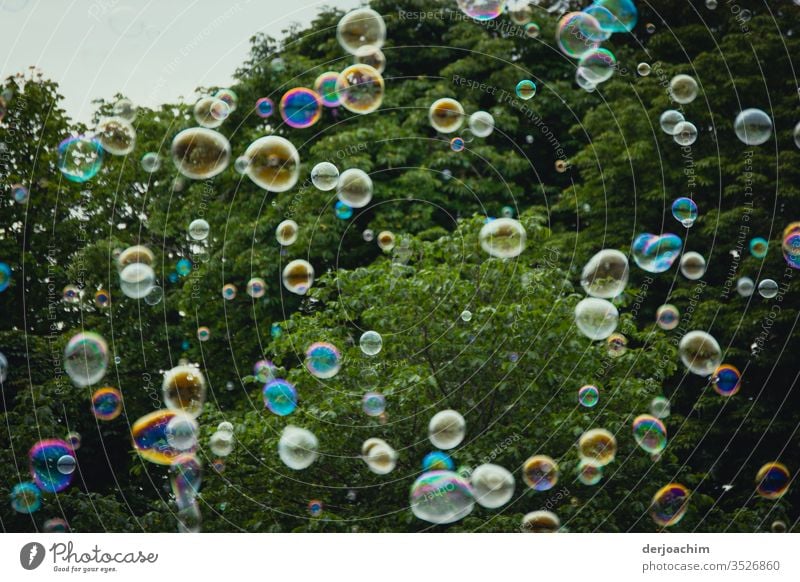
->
305, 342, 341, 379
362, 391, 386, 416
578, 459, 603, 485
749, 237, 768, 259
650, 483, 690, 527
308, 499, 324, 517
0, 262, 11, 292
578, 384, 599, 408
43, 517, 69, 532
781, 222, 800, 269
409, 471, 475, 524
10, 481, 41, 514
632, 414, 668, 455
755, 462, 791, 499
522, 455, 559, 491
632, 233, 682, 273
132, 410, 190, 465
254, 359, 277, 383
29, 439, 75, 493
456, 0, 503, 21
578, 48, 617, 84
170, 454, 202, 510
594, 0, 638, 33
334, 200, 353, 219
64, 332, 109, 387
656, 304, 680, 330
263, 379, 298, 416
94, 289, 110, 308
222, 283, 237, 300
91, 386, 123, 420
450, 136, 465, 152
672, 197, 698, 227
255, 97, 274, 118
58, 135, 104, 183
515, 79, 537, 100
280, 88, 322, 129
712, 364, 741, 396
578, 428, 617, 467
556, 12, 603, 59
422, 451, 455, 472
314, 72, 341, 107
607, 332, 627, 357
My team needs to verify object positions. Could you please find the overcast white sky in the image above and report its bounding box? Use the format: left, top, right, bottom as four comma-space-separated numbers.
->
0, 0, 360, 122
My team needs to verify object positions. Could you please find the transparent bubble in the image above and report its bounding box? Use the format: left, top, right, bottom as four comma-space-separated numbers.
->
336, 8, 386, 54
736, 276, 755, 297
362, 229, 375, 242
243, 136, 300, 192
734, 109, 773, 146
177, 502, 202, 533
794, 121, 800, 149
112, 98, 137, 121
64, 332, 108, 387
336, 64, 385, 114
29, 440, 75, 492
166, 412, 200, 451
359, 330, 383, 356
308, 499, 324, 517
171, 128, 231, 180
672, 197, 698, 227
578, 428, 617, 467
193, 96, 226, 129
577, 459, 603, 486
362, 438, 397, 474
91, 386, 122, 420
234, 156, 250, 174
515, 79, 537, 100
706, 0, 718, 8
578, 49, 617, 84
354, 44, 386, 74
673, 121, 698, 146
282, 259, 315, 295
10, 482, 41, 514
749, 237, 768, 259
468, 111, 494, 137
276, 220, 299, 246
669, 74, 699, 104
632, 414, 668, 455
144, 285, 164, 306
43, 518, 69, 532
311, 162, 339, 191
578, 384, 599, 407
141, 152, 160, 173
523, 455, 559, 491
659, 110, 685, 135
593, 0, 638, 32
712, 364, 741, 397
280, 88, 322, 129
305, 342, 341, 379
580, 249, 629, 298
196, 326, 210, 342
508, 0, 532, 25
470, 463, 514, 508
650, 396, 671, 419
119, 245, 154, 267
214, 88, 238, 112
246, 277, 266, 298
680, 251, 706, 280
254, 359, 277, 383
460, 310, 472, 322
362, 391, 386, 416
11, 183, 28, 204
162, 365, 207, 418
678, 331, 722, 376
66, 431, 82, 450
410, 471, 474, 524
449, 136, 465, 152
429, 98, 465, 133
656, 304, 680, 330
637, 62, 651, 76
62, 284, 80, 303
217, 421, 234, 435
650, 483, 690, 526
755, 462, 790, 499
757, 278, 779, 298
58, 135, 104, 183
556, 12, 603, 59
521, 510, 560, 533
525, 22, 541, 38
574, 297, 619, 340
479, 218, 526, 259
428, 409, 466, 450
575, 67, 597, 92
771, 520, 787, 533
120, 262, 156, 299
209, 430, 234, 457
96, 116, 136, 155
278, 425, 318, 470
314, 72, 341, 108
632, 233, 682, 273
170, 453, 202, 509
263, 379, 297, 416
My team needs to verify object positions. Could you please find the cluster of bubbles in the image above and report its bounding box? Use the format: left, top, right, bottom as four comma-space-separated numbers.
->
118, 245, 157, 300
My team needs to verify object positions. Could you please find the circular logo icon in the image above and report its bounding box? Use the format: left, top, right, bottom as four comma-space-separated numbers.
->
20, 542, 46, 570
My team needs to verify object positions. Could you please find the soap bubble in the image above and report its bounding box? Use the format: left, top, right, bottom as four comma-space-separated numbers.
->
574, 297, 619, 340
410, 471, 474, 524
120, 262, 156, 299
578, 384, 599, 408
305, 342, 341, 379
132, 410, 192, 465
118, 245, 154, 267
176, 502, 202, 533
171, 128, 231, 180
515, 80, 537, 100
632, 414, 668, 455
141, 152, 160, 173
0, 263, 10, 293
255, 97, 274, 118
607, 334, 627, 357
188, 219, 210, 241
63, 285, 80, 303
449, 136, 465, 152
243, 136, 300, 192
278, 425, 318, 470
734, 109, 773, 146
470, 463, 514, 508
755, 462, 790, 499
282, 259, 315, 295
276, 219, 299, 246
10, 482, 41, 514
170, 454, 202, 509
468, 111, 494, 137
593, 0, 638, 32
460, 310, 472, 322
736, 276, 755, 297
580, 249, 629, 298
556, 12, 603, 59
678, 331, 722, 376
712, 364, 741, 397
91, 386, 122, 420
162, 365, 207, 418
58, 135, 104, 183
673, 121, 698, 146
214, 88, 238, 112
222, 283, 237, 300
11, 183, 28, 203
377, 230, 396, 251
166, 413, 200, 451
263, 379, 298, 416
632, 233, 682, 273
314, 72, 341, 107
335, 201, 353, 219
336, 8, 386, 54
359, 330, 383, 356
650, 396, 671, 419
508, 0, 532, 25
209, 431, 234, 457
656, 304, 680, 330
311, 162, 339, 191
421, 451, 453, 473
757, 278, 779, 298
246, 277, 266, 298
254, 359, 277, 383
64, 332, 108, 387
525, 22, 541, 38
354, 44, 386, 74
659, 110, 685, 135
337, 168, 373, 208
362, 438, 397, 474
578, 428, 617, 467
456, 0, 504, 20
362, 391, 386, 416
672, 197, 698, 227
479, 218, 527, 258
113, 98, 137, 120
193, 96, 225, 128
429, 98, 465, 133
680, 251, 706, 280
66, 431, 82, 450
771, 520, 787, 533
336, 64, 384, 114
522, 455, 559, 491
650, 483, 690, 526
577, 460, 603, 486
637, 62, 651, 76
428, 409, 466, 449
308, 499, 324, 517
280, 88, 322, 129
196, 326, 210, 341
578, 48, 617, 84
669, 74, 699, 104
521, 510, 560, 533
29, 439, 75, 492
749, 237, 768, 259
43, 518, 69, 532
96, 116, 136, 155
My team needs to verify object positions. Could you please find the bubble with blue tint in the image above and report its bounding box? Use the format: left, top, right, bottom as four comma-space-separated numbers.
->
170, 453, 202, 509
305, 342, 341, 379
594, 0, 638, 32
222, 283, 237, 300
196, 326, 210, 342
11, 183, 28, 203
410, 470, 475, 524
280, 88, 322, 129
132, 410, 192, 465
263, 379, 298, 416
423, 451, 455, 472
449, 136, 465, 152
756, 462, 791, 499
44, 518, 69, 532
92, 386, 122, 420
632, 414, 668, 455
749, 237, 768, 259
650, 483, 690, 526
672, 197, 698, 227
556, 12, 603, 59
168, 272, 179, 284
314, 72, 341, 107
66, 431, 82, 450
578, 384, 599, 408
656, 304, 680, 330
515, 79, 537, 100
578, 459, 603, 485
0, 262, 11, 292
782, 222, 800, 269
255, 97, 274, 119
58, 135, 104, 183
64, 332, 108, 387
308, 499, 324, 517
524, 21, 541, 38
176, 258, 191, 277
712, 364, 741, 397
632, 233, 682, 273
522, 455, 559, 491
244, 277, 264, 298
254, 359, 277, 383
29, 439, 75, 493
94, 289, 110, 308
62, 284, 80, 303
335, 200, 353, 219
579, 48, 617, 84
362, 391, 386, 416
10, 482, 41, 514
271, 322, 282, 339
456, 0, 504, 20
583, 4, 615, 38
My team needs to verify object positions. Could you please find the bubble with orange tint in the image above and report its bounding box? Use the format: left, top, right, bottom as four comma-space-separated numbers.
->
522, 455, 559, 491
755, 462, 791, 499
29, 439, 75, 493
282, 259, 315, 295
132, 410, 193, 465
521, 510, 560, 532
712, 364, 741, 396
336, 64, 384, 114
162, 365, 207, 418
314, 72, 341, 107
96, 116, 136, 155
336, 8, 386, 54
578, 428, 617, 467
280, 88, 322, 129
92, 386, 123, 420
354, 45, 386, 74
171, 128, 231, 180
650, 483, 690, 526
243, 136, 300, 192
429, 98, 465, 133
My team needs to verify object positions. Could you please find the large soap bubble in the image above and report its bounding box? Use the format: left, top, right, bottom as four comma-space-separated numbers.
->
470, 463, 515, 508
96, 116, 136, 155
120, 262, 156, 299
410, 471, 475, 524
574, 297, 619, 340
632, 233, 682, 273
578, 428, 617, 467
678, 331, 722, 376
336, 64, 384, 114
282, 259, 315, 295
171, 128, 231, 180
734, 108, 773, 146
580, 249, 629, 298
428, 409, 466, 449
337, 168, 373, 208
58, 136, 104, 183
456, 0, 504, 20
244, 136, 300, 192
429, 98, 465, 133
64, 332, 108, 387
593, 0, 638, 32
556, 12, 603, 59
162, 365, 207, 418
278, 425, 318, 470
336, 8, 386, 54
479, 218, 527, 258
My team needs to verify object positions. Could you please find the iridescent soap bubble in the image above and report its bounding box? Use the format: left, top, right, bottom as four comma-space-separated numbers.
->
214, 88, 238, 112
607, 333, 628, 357
305, 342, 341, 379
62, 285, 80, 303
120, 262, 156, 299
170, 453, 202, 509
575, 67, 596, 92
669, 74, 699, 104
58, 135, 104, 183
429, 98, 464, 133
574, 297, 618, 340
362, 438, 397, 474
91, 386, 122, 420
177, 502, 202, 533
276, 219, 299, 246
43, 518, 69, 532
113, 97, 137, 120
222, 283, 237, 300
650, 483, 690, 526
632, 233, 682, 273
712, 364, 741, 397
193, 96, 225, 128
508, 0, 532, 25
469, 111, 494, 137
209, 430, 234, 457
246, 277, 266, 298
674, 121, 698, 146
10, 482, 41, 514
637, 62, 651, 76
118, 245, 154, 267
755, 462, 790, 499
166, 412, 200, 451
263, 379, 298, 416
736, 276, 755, 297
311, 162, 339, 191
428, 409, 466, 450
410, 471, 475, 524
336, 8, 386, 54
278, 425, 318, 470
335, 200, 353, 219
556, 12, 603, 59
280, 88, 322, 129
132, 410, 190, 465
524, 22, 541, 38
64, 332, 108, 387
11, 183, 28, 203
362, 391, 386, 416
0, 263, 10, 293
679, 331, 722, 376
162, 365, 207, 418
578, 428, 617, 467
521, 510, 560, 533
523, 455, 559, 491
377, 230, 396, 251
255, 97, 274, 118
758, 279, 779, 298
578, 48, 617, 84
176, 258, 192, 277
580, 249, 629, 298
734, 109, 773, 146
314, 72, 341, 108
66, 431, 82, 450
680, 251, 706, 280
354, 44, 386, 74
659, 110, 685, 135
782, 222, 800, 269
308, 499, 323, 517
449, 136, 465, 152
672, 197, 698, 227
196, 326, 210, 341
243, 136, 300, 192
336, 64, 384, 114
632, 414, 668, 455
96, 116, 136, 155
593, 0, 638, 32
171, 128, 231, 180
282, 259, 315, 295
578, 384, 599, 407
749, 237, 768, 259
656, 304, 680, 330
144, 285, 163, 305
515, 80, 537, 100
423, 451, 455, 472
359, 330, 383, 356
650, 396, 671, 419
578, 459, 603, 486
470, 463, 514, 508
479, 218, 526, 258
140, 152, 160, 173
29, 439, 75, 493
456, 0, 504, 20
254, 359, 277, 383
188, 218, 210, 241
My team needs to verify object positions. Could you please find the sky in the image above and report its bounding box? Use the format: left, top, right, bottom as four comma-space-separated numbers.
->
0, 0, 360, 122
